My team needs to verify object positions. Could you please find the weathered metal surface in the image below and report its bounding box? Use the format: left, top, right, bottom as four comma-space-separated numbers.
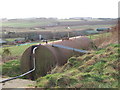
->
21, 36, 92, 79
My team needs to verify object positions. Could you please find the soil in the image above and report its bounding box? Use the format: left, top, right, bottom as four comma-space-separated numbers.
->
0, 77, 36, 88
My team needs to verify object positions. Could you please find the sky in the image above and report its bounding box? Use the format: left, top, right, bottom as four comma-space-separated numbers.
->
0, 0, 119, 19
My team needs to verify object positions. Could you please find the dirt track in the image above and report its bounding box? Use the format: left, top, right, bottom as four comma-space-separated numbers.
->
0, 77, 36, 88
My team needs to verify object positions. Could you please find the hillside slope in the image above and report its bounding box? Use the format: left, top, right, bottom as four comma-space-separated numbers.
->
36, 44, 119, 88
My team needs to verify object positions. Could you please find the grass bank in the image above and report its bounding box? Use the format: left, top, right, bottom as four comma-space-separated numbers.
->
0, 59, 21, 77
35, 43, 119, 88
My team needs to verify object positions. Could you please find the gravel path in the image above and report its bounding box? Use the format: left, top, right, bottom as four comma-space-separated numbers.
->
0, 77, 36, 88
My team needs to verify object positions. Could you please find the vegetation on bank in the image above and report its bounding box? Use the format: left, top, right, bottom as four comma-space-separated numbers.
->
1, 43, 119, 88
87, 32, 111, 40
1, 27, 119, 88
35, 44, 119, 88
0, 59, 21, 77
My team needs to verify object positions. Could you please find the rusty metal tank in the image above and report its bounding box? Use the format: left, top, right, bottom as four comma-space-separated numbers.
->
20, 36, 92, 79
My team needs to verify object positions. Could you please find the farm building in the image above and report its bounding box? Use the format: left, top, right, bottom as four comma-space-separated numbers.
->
23, 31, 58, 41
25, 35, 40, 41
0, 39, 7, 45
85, 30, 99, 35
96, 28, 110, 32
14, 38, 25, 43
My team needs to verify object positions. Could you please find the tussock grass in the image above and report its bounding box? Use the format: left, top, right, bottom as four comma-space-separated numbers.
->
36, 43, 119, 88
0, 59, 21, 77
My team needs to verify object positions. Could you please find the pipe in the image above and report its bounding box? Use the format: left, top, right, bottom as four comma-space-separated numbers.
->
21, 37, 92, 79
52, 44, 89, 53
0, 46, 38, 83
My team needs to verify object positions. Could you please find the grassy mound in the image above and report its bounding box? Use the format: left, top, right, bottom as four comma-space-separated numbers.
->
36, 44, 119, 88
0, 59, 21, 77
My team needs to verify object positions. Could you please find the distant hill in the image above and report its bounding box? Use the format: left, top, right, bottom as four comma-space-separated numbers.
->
1, 18, 117, 28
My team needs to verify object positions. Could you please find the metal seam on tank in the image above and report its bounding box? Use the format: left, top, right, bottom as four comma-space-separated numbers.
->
37, 45, 58, 68
44, 45, 58, 65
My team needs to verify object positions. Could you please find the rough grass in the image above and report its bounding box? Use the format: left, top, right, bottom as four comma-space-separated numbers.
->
35, 43, 119, 88
0, 59, 21, 77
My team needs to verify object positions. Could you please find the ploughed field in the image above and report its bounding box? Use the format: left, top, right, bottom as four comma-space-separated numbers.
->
2, 19, 116, 32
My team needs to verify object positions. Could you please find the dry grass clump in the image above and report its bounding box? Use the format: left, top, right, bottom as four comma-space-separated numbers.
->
56, 76, 71, 87
82, 53, 94, 61
50, 66, 63, 74
68, 83, 82, 88
36, 42, 119, 88
85, 59, 96, 65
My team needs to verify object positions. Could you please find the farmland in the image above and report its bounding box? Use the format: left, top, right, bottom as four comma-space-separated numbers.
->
0, 18, 119, 88
1, 18, 117, 64
1, 18, 116, 40
1, 34, 119, 88
2, 18, 116, 30
2, 19, 57, 28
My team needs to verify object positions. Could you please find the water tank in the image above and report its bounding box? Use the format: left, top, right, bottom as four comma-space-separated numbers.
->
20, 36, 92, 79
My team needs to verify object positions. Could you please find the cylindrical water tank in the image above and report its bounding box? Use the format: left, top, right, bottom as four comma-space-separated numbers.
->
20, 36, 92, 79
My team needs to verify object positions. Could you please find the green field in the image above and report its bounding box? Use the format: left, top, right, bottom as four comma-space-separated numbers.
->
2, 18, 115, 29
0, 40, 55, 57
5, 38, 20, 42
1, 18, 59, 28
0, 43, 39, 57
2, 21, 53, 28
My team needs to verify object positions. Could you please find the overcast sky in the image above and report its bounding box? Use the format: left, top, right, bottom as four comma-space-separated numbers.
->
0, 0, 119, 19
